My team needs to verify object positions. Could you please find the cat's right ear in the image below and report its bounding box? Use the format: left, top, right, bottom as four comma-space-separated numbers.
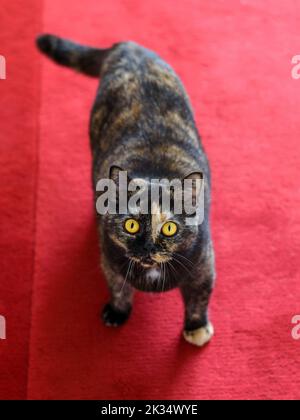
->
109, 166, 131, 213
109, 166, 131, 191
109, 165, 123, 186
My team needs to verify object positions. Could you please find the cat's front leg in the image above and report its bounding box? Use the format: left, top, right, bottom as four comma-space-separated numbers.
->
180, 245, 215, 347
101, 255, 134, 327
180, 277, 214, 347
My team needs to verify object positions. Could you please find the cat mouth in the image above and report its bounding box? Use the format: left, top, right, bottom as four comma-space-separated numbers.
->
127, 253, 172, 270
127, 255, 153, 265
140, 262, 158, 268
131, 258, 158, 269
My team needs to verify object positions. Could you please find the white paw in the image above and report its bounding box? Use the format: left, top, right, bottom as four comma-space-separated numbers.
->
183, 322, 214, 347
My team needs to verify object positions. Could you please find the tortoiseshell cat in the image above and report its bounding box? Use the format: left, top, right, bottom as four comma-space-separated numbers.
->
36, 35, 216, 346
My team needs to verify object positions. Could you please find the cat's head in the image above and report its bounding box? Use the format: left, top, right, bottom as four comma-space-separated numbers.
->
100, 166, 204, 291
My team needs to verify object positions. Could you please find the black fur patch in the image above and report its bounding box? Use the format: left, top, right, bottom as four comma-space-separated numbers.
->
102, 303, 132, 327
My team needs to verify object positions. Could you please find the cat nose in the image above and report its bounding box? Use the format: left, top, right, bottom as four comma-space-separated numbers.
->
143, 243, 156, 254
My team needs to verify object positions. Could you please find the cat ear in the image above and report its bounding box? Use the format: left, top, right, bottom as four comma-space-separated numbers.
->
183, 171, 204, 203
183, 171, 203, 181
109, 165, 132, 190
109, 165, 123, 186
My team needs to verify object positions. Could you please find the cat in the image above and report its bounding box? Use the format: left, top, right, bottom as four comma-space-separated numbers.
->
36, 35, 216, 347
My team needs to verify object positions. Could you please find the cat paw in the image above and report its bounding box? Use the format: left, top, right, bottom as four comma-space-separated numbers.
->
183, 322, 214, 347
102, 303, 131, 327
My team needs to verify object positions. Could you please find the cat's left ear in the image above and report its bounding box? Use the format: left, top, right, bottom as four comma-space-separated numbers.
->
183, 171, 204, 202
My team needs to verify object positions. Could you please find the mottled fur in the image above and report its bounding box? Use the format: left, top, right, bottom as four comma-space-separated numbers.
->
36, 34, 216, 346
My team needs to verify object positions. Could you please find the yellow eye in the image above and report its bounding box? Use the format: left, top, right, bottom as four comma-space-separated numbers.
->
161, 221, 178, 237
124, 218, 140, 234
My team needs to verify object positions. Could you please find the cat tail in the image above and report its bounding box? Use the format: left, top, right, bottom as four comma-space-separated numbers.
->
36, 34, 111, 77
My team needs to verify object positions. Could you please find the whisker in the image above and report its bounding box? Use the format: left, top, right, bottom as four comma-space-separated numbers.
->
166, 260, 178, 287
120, 259, 133, 292
161, 262, 166, 292
165, 263, 169, 291
171, 256, 193, 278
129, 260, 135, 281
167, 260, 176, 276
173, 252, 195, 268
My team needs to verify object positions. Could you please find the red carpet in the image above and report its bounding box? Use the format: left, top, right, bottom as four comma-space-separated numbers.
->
1, 0, 300, 400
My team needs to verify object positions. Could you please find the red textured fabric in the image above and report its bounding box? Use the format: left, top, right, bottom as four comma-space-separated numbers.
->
1, 0, 300, 400
0, 0, 42, 399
